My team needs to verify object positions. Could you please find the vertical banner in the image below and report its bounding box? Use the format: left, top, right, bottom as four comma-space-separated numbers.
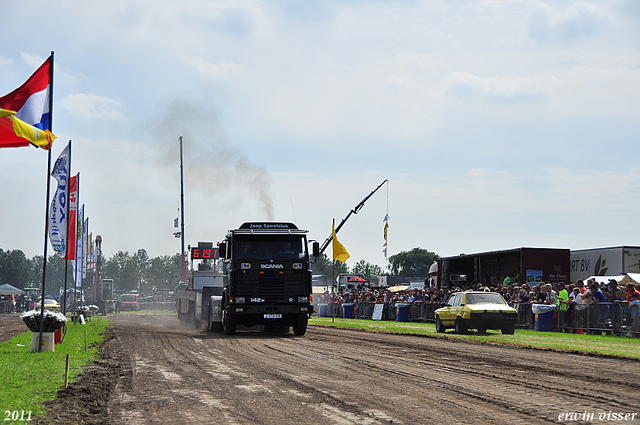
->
88, 232, 94, 273
73, 204, 84, 287
66, 174, 78, 260
49, 143, 70, 256
82, 217, 88, 279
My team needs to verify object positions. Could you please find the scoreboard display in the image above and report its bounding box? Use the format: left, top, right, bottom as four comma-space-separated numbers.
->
191, 247, 218, 260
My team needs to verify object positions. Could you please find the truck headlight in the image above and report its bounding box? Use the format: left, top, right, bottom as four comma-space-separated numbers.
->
297, 296, 308, 303
241, 263, 251, 269
235, 297, 245, 304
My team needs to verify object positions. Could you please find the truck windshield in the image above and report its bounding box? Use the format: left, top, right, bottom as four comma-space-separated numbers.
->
122, 295, 138, 302
233, 235, 307, 260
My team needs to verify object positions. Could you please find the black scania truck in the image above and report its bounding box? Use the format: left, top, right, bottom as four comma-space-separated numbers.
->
217, 222, 319, 336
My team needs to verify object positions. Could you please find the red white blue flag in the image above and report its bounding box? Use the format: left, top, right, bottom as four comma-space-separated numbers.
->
0, 56, 55, 149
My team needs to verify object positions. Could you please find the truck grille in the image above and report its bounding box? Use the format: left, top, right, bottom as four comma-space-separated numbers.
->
235, 270, 306, 302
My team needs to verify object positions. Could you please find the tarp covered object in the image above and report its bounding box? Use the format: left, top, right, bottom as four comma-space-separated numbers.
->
388, 285, 410, 292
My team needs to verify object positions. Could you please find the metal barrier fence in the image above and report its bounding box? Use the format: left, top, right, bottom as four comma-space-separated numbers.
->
314, 302, 440, 322
556, 302, 633, 335
314, 301, 638, 337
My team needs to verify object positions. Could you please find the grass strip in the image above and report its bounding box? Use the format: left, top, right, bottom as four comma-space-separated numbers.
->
309, 317, 640, 359
0, 317, 110, 423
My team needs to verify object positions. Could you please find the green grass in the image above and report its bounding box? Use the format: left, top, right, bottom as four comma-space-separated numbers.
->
0, 318, 110, 423
309, 317, 640, 359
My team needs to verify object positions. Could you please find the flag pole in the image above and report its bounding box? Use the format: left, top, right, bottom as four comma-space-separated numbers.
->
332, 219, 335, 324
38, 51, 54, 352
62, 140, 71, 316
73, 173, 80, 318
179, 136, 186, 282
80, 215, 84, 309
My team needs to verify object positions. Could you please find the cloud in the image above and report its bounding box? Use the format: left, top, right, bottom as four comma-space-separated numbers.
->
20, 52, 47, 68
0, 56, 14, 68
180, 56, 247, 79
60, 94, 124, 120
526, 1, 607, 42
444, 71, 550, 102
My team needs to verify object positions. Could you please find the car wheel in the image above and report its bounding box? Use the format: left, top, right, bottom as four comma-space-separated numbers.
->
477, 327, 486, 335
502, 324, 515, 335
435, 316, 445, 333
455, 317, 467, 334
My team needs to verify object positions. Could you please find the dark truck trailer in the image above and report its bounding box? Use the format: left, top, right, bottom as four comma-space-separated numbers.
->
176, 244, 224, 330
217, 222, 319, 336
438, 247, 570, 289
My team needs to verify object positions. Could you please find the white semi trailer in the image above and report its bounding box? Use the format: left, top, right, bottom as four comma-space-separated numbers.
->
570, 246, 640, 282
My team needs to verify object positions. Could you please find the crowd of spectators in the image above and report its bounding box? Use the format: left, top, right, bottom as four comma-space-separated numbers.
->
0, 294, 34, 313
313, 274, 640, 336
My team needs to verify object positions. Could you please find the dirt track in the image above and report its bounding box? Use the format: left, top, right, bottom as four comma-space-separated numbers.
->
3, 313, 640, 424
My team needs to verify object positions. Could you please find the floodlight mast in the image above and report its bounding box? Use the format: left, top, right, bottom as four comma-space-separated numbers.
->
319, 179, 388, 255
179, 136, 186, 282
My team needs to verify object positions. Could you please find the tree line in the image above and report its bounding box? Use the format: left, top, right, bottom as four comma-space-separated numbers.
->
0, 248, 181, 297
0, 246, 439, 297
311, 247, 440, 280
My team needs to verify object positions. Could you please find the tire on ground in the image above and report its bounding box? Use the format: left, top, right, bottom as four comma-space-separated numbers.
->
502, 324, 515, 335
223, 311, 236, 335
292, 314, 308, 336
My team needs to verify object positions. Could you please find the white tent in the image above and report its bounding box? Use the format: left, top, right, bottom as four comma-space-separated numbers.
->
584, 274, 640, 286
0, 283, 25, 295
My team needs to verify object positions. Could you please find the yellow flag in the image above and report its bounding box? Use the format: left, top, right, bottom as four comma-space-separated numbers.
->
332, 219, 350, 263
0, 108, 55, 150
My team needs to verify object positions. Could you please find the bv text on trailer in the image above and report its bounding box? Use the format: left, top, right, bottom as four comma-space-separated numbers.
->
570, 246, 640, 282
435, 247, 571, 288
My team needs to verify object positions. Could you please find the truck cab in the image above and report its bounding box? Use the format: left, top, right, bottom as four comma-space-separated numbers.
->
121, 293, 140, 311
217, 222, 319, 335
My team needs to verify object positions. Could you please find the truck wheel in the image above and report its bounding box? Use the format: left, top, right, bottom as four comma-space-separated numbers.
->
190, 309, 202, 329
207, 310, 223, 332
223, 311, 236, 335
292, 314, 308, 336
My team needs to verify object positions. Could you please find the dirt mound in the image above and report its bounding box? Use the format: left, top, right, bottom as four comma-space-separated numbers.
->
34, 329, 128, 425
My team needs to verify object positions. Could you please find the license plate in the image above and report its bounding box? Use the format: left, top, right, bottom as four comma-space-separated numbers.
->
264, 314, 282, 319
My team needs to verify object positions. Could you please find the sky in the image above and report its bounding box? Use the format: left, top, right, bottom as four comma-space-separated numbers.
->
1, 0, 639, 270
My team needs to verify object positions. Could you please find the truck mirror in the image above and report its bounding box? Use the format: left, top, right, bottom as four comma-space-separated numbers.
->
219, 242, 227, 259
312, 241, 319, 257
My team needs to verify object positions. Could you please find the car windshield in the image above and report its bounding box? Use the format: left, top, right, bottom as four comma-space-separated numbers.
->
465, 293, 507, 305
44, 299, 56, 305
122, 295, 138, 302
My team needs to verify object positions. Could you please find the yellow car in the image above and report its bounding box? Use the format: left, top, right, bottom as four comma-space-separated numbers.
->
435, 291, 517, 334
39, 298, 61, 312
